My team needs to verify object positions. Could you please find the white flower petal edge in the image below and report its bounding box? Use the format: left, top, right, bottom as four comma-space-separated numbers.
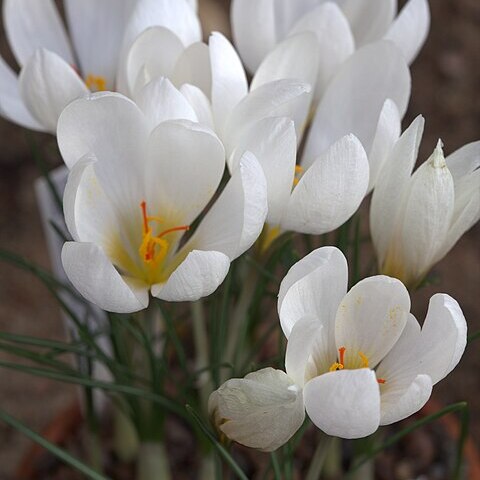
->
304, 369, 381, 439
62, 241, 149, 313
3, 0, 74, 66
209, 367, 305, 452
186, 151, 267, 260
19, 49, 89, 133
278, 246, 348, 340
302, 40, 411, 169
0, 56, 46, 131
384, 0, 431, 65
152, 250, 230, 302
284, 134, 369, 234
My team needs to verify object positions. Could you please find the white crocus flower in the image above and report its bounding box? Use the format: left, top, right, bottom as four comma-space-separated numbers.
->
125, 29, 317, 154
57, 92, 267, 313
231, 0, 429, 101
210, 247, 467, 448
0, 0, 201, 133
371, 116, 480, 287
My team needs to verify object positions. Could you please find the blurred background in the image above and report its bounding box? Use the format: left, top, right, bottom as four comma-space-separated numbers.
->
0, 0, 478, 477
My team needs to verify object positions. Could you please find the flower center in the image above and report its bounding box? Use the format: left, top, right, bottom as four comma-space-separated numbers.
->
85, 74, 107, 92
329, 346, 386, 384
138, 201, 190, 269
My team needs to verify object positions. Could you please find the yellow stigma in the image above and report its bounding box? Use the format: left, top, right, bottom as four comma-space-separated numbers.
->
293, 165, 304, 187
138, 201, 189, 271
85, 74, 107, 92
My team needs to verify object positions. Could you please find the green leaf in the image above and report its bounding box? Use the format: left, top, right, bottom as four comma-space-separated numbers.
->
0, 407, 110, 480
186, 405, 249, 480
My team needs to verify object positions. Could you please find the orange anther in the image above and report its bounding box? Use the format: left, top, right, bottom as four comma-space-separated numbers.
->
377, 378, 386, 384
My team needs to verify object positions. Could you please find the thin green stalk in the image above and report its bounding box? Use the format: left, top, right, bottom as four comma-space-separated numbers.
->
191, 300, 213, 412
323, 437, 342, 479
222, 261, 259, 381
0, 408, 109, 480
305, 434, 334, 480
270, 451, 282, 479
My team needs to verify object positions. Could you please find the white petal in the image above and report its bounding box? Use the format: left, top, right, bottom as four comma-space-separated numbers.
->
335, 275, 410, 369
278, 246, 348, 341
384, 0, 430, 64
304, 369, 381, 439
289, 3, 355, 102
230, 0, 277, 73
302, 40, 410, 169
285, 317, 323, 387
229, 117, 297, 226
376, 314, 433, 424
62, 241, 149, 313
209, 367, 305, 452
283, 134, 369, 234
370, 115, 425, 267
435, 169, 480, 263
380, 374, 432, 425
225, 79, 311, 155
171, 42, 212, 97
367, 99, 401, 193
57, 92, 149, 215
336, 0, 396, 46
3, 0, 74, 66
392, 142, 455, 284
121, 0, 201, 52
180, 84, 214, 129
0, 55, 46, 131
446, 141, 480, 181
250, 32, 319, 98
145, 120, 225, 226
209, 32, 248, 136
64, 0, 136, 88
135, 77, 198, 131
152, 250, 230, 301
186, 151, 267, 260
125, 26, 185, 96
19, 49, 89, 133
63, 155, 118, 249
416, 294, 467, 385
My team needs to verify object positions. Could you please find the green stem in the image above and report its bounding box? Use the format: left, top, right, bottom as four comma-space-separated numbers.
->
323, 437, 342, 479
191, 300, 212, 413
305, 434, 334, 480
222, 262, 259, 382
112, 404, 139, 463
136, 442, 171, 480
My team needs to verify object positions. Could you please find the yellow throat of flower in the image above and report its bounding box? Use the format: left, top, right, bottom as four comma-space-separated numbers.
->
85, 74, 107, 92
137, 201, 190, 283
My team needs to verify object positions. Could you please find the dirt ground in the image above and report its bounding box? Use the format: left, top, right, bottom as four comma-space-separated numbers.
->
0, 0, 479, 478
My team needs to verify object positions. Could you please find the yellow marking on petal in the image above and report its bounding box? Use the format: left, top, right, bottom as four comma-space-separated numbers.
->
85, 74, 107, 92
358, 351, 369, 368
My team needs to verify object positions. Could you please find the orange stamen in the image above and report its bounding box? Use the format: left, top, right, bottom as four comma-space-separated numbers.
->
377, 378, 386, 384
140, 201, 149, 234
338, 346, 346, 365
158, 225, 190, 238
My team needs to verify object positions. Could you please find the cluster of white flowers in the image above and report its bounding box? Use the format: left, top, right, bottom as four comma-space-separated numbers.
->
0, 0, 477, 454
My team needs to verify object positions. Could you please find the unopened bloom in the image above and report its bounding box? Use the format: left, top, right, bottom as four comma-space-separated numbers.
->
371, 116, 480, 287
232, 0, 429, 100
0, 0, 200, 132
58, 92, 267, 313
210, 247, 467, 448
